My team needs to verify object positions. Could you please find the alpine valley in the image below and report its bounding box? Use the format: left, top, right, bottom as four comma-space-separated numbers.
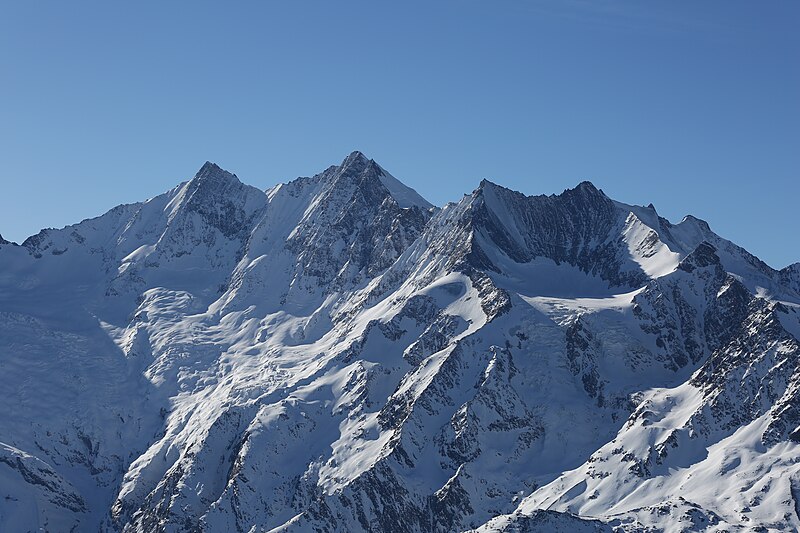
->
1, 152, 799, 533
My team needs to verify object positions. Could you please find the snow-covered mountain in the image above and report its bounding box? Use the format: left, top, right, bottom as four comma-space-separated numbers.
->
1, 152, 798, 532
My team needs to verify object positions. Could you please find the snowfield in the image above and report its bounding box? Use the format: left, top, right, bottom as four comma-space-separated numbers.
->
1, 152, 799, 532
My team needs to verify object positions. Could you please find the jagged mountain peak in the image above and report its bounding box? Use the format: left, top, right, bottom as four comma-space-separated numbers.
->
549, 181, 614, 212
475, 178, 610, 206
316, 151, 433, 210
477, 177, 500, 189
197, 160, 228, 176
677, 213, 712, 232
780, 262, 800, 293
184, 160, 243, 195
329, 151, 386, 189
336, 151, 373, 178
341, 149, 370, 167
460, 177, 655, 287
783, 262, 800, 275
161, 160, 259, 227
571, 179, 605, 196
168, 161, 269, 217
473, 178, 617, 233
677, 241, 721, 272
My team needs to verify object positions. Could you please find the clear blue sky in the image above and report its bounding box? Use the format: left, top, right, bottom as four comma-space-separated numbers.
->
1, 1, 798, 267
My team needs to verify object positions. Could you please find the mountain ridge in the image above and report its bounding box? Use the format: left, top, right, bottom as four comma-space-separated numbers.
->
0, 152, 798, 532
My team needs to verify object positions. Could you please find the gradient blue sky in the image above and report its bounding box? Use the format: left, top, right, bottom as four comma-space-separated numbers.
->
1, 1, 798, 267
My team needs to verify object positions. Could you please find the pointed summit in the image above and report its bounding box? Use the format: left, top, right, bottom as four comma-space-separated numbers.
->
780, 262, 800, 293
326, 151, 432, 210
343, 150, 368, 164
338, 151, 371, 174
175, 162, 248, 211
565, 180, 607, 199
477, 178, 502, 190
678, 241, 722, 273
782, 262, 800, 275
679, 214, 712, 232
476, 179, 608, 204
474, 178, 516, 203
575, 180, 600, 190
191, 161, 241, 188
161, 161, 266, 240
198, 160, 224, 174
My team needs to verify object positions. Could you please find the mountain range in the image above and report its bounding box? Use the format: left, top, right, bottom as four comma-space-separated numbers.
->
1, 151, 799, 532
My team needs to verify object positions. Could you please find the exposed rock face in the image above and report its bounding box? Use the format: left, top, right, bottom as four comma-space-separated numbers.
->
470, 180, 642, 286
782, 262, 800, 294
0, 153, 798, 532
